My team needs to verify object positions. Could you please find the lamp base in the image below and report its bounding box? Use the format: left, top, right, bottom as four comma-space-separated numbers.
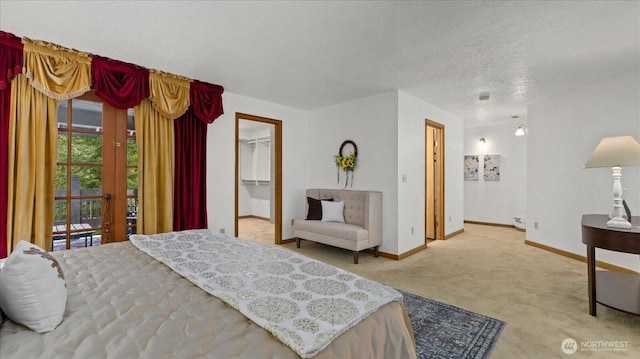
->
607, 217, 632, 229
606, 166, 630, 229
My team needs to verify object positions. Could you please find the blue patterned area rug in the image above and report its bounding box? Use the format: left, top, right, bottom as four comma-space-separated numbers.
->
399, 289, 506, 359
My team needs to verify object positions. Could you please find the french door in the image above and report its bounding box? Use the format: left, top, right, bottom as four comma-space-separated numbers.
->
52, 92, 137, 251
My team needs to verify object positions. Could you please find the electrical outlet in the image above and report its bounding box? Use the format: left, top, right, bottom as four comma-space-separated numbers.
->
402, 174, 407, 183
449, 216, 452, 222
411, 227, 414, 235
220, 228, 225, 234
534, 222, 538, 230
291, 219, 295, 226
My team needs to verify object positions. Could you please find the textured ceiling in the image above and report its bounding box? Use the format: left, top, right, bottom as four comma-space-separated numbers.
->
0, 1, 638, 127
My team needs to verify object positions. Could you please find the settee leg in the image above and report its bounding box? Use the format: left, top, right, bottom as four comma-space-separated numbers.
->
296, 238, 301, 248
374, 246, 379, 257
353, 251, 359, 264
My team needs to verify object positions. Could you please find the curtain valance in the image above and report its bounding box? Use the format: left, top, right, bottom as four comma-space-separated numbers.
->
0, 30, 224, 120
22, 38, 92, 100
91, 55, 150, 110
149, 70, 191, 120
190, 80, 224, 124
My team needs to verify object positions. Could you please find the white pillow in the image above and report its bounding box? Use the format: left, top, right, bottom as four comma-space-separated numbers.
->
0, 240, 67, 333
321, 200, 345, 223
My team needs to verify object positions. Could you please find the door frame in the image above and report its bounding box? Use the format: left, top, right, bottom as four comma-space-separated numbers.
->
234, 112, 283, 244
425, 119, 445, 242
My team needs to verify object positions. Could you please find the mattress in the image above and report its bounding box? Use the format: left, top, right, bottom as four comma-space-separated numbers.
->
0, 239, 416, 358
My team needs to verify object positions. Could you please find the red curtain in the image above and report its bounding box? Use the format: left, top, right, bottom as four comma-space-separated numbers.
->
173, 81, 224, 231
174, 110, 209, 230
91, 55, 149, 109
0, 31, 23, 258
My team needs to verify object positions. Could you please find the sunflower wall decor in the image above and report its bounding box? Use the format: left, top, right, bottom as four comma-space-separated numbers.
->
335, 140, 357, 188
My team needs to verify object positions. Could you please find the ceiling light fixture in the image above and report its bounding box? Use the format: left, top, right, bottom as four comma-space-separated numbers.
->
479, 137, 486, 145
515, 125, 527, 136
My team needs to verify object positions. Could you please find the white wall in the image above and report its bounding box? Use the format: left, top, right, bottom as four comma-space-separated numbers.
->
398, 91, 465, 253
463, 123, 527, 225
207, 92, 308, 239
305, 90, 465, 255
527, 71, 640, 271
306, 91, 400, 253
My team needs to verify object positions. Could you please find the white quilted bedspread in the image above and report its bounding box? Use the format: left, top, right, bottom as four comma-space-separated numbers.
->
130, 230, 401, 359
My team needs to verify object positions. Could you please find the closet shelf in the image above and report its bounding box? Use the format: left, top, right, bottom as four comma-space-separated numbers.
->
240, 137, 271, 146
242, 179, 270, 185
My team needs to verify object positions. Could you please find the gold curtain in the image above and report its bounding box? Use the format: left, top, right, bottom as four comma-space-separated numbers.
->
5, 38, 91, 255
22, 37, 91, 100
134, 98, 175, 234
6, 75, 58, 252
148, 70, 191, 120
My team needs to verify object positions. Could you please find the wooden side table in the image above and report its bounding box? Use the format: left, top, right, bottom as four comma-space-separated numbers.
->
581, 214, 640, 316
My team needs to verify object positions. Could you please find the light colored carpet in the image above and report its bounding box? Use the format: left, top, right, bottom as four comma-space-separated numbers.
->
238, 217, 275, 245
245, 223, 639, 358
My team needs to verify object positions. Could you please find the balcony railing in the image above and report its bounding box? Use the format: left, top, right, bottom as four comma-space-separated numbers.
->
52, 187, 137, 251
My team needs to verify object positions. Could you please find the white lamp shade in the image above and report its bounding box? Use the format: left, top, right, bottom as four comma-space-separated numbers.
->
584, 136, 640, 168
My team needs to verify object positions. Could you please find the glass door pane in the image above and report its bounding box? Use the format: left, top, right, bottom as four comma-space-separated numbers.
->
126, 110, 138, 237
53, 98, 103, 251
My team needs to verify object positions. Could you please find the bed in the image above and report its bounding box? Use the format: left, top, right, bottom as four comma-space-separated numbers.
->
0, 230, 416, 358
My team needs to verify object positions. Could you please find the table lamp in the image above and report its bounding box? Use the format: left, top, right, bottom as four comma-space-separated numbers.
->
584, 136, 640, 228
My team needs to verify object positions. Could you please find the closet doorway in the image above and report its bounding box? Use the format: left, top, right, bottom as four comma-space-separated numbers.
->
425, 120, 444, 242
234, 113, 282, 244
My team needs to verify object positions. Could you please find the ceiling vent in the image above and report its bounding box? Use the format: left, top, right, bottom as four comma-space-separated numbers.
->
479, 92, 490, 101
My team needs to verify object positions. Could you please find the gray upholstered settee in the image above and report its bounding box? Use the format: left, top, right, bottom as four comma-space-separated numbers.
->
292, 189, 382, 264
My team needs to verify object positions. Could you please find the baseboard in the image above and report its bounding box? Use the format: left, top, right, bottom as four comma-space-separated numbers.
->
524, 240, 638, 274
464, 220, 512, 228
375, 251, 399, 260
392, 229, 464, 258
374, 244, 426, 261
464, 220, 526, 232
444, 228, 464, 239
280, 237, 297, 244
399, 244, 427, 260
238, 215, 270, 221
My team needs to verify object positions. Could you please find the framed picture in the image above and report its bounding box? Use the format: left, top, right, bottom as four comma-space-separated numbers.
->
484, 154, 500, 181
464, 155, 479, 181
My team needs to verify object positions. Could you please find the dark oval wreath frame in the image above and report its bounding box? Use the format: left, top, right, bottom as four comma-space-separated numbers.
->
339, 140, 358, 158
